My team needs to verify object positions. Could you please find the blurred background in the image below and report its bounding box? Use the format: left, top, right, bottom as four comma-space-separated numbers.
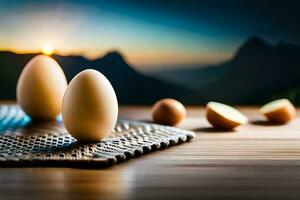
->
1, 0, 300, 105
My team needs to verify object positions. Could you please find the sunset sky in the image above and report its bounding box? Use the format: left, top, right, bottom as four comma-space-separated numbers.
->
0, 0, 299, 70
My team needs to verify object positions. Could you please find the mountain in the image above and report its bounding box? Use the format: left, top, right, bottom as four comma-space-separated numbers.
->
200, 36, 300, 104
0, 51, 190, 104
148, 64, 229, 90
151, 36, 300, 104
2, 35, 300, 105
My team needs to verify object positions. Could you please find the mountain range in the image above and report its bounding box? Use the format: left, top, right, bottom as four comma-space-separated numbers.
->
1, 35, 300, 105
151, 36, 300, 104
0, 51, 189, 104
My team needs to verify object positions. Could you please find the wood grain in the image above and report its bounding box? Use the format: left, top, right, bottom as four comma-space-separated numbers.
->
2, 106, 300, 200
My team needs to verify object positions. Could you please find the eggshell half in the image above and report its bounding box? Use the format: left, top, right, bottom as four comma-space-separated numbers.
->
62, 69, 118, 142
17, 55, 67, 120
206, 102, 248, 130
152, 98, 186, 126
260, 99, 296, 124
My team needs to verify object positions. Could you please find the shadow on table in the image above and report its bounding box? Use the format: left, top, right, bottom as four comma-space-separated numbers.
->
192, 127, 236, 133
251, 120, 285, 126
139, 119, 152, 123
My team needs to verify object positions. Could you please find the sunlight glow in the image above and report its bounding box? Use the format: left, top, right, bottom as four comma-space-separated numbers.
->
41, 43, 54, 55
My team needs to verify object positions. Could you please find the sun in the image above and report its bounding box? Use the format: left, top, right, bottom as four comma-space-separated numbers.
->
41, 43, 55, 55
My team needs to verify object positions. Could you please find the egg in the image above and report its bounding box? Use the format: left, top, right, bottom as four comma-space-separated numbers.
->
62, 69, 118, 142
17, 55, 67, 120
152, 98, 186, 126
260, 99, 296, 124
206, 102, 248, 130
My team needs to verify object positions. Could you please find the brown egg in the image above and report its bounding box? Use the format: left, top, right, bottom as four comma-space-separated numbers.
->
17, 55, 67, 120
206, 102, 248, 130
62, 69, 118, 142
260, 99, 296, 124
152, 98, 186, 126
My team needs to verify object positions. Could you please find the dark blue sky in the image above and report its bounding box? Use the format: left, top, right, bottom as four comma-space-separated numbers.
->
73, 0, 300, 42
0, 0, 299, 70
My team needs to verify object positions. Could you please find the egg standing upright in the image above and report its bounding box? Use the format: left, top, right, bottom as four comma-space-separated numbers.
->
62, 69, 118, 142
17, 55, 68, 120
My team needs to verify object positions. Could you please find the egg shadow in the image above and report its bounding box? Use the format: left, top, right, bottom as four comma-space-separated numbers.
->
6, 120, 65, 136
192, 127, 236, 133
139, 119, 153, 123
251, 120, 285, 126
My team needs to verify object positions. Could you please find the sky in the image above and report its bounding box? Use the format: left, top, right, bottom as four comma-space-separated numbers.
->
0, 0, 300, 70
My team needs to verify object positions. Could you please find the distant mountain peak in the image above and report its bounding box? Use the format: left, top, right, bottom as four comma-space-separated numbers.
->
240, 35, 273, 50
234, 35, 273, 59
246, 35, 270, 44
101, 50, 125, 63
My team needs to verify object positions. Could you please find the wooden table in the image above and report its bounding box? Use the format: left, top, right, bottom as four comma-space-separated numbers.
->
1, 106, 300, 200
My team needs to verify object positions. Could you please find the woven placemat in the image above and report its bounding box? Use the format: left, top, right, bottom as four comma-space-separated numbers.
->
0, 105, 195, 168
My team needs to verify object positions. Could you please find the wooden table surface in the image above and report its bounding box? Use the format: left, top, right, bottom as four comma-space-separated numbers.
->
2, 106, 300, 200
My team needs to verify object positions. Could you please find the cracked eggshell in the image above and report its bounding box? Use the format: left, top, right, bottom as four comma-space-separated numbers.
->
62, 69, 118, 142
17, 55, 67, 120
260, 99, 296, 124
206, 102, 248, 130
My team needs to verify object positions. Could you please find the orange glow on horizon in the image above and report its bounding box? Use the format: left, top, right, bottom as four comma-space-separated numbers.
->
41, 43, 55, 55
0, 47, 232, 69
